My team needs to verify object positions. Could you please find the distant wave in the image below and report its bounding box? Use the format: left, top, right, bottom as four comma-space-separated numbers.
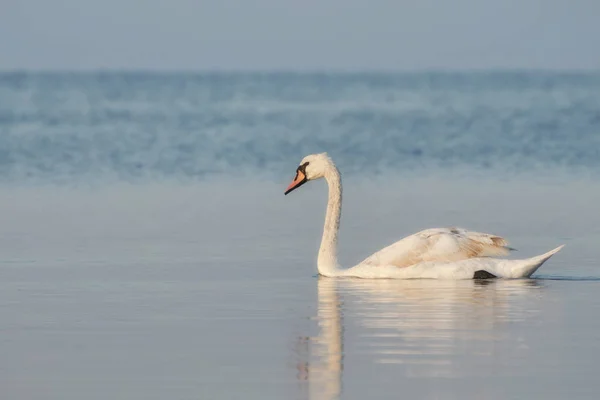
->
1, 72, 599, 184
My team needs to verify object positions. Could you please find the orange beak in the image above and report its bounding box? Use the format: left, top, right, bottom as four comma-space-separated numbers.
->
284, 169, 307, 195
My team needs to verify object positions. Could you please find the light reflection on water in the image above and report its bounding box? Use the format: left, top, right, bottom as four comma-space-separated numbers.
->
2, 183, 599, 399
300, 278, 545, 399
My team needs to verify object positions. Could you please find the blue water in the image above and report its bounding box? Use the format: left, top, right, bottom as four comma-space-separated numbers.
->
1, 71, 599, 184
2, 72, 600, 400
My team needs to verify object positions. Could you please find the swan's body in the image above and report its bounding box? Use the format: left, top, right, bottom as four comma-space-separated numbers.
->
285, 153, 563, 280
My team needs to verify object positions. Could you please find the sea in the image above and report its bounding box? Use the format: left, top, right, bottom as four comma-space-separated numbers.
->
1, 71, 600, 399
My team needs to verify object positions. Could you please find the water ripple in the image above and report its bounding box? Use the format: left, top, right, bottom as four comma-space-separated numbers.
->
1, 72, 600, 184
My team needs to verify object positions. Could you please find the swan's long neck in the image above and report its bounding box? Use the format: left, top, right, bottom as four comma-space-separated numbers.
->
318, 165, 342, 276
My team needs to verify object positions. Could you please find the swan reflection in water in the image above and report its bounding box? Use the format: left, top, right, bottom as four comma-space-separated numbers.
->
295, 277, 544, 400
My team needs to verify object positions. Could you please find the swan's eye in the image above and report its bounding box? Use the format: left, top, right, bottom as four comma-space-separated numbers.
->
297, 162, 309, 174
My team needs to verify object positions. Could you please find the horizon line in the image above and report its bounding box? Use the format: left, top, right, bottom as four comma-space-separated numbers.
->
1, 67, 600, 75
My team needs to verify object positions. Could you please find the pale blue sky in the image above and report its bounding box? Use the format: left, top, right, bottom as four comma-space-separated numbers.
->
1, 0, 599, 70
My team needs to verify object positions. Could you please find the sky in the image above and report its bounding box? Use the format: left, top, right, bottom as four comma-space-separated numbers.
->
1, 0, 599, 71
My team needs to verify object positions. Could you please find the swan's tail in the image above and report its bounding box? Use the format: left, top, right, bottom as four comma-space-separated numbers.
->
506, 245, 564, 278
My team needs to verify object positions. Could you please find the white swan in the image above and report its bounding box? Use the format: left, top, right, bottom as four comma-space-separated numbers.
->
284, 153, 563, 280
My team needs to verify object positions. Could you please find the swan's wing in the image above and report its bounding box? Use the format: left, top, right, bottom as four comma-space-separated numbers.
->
358, 227, 513, 268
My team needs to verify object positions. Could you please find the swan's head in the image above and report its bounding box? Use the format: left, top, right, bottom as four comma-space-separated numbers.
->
284, 152, 333, 195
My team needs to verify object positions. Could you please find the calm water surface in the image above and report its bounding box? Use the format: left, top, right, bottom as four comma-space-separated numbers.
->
1, 72, 600, 399
1, 181, 599, 399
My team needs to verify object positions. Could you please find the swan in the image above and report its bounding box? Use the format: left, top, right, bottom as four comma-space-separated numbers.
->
284, 152, 563, 280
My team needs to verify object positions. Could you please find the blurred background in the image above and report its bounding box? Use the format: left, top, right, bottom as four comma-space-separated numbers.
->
1, 0, 599, 184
